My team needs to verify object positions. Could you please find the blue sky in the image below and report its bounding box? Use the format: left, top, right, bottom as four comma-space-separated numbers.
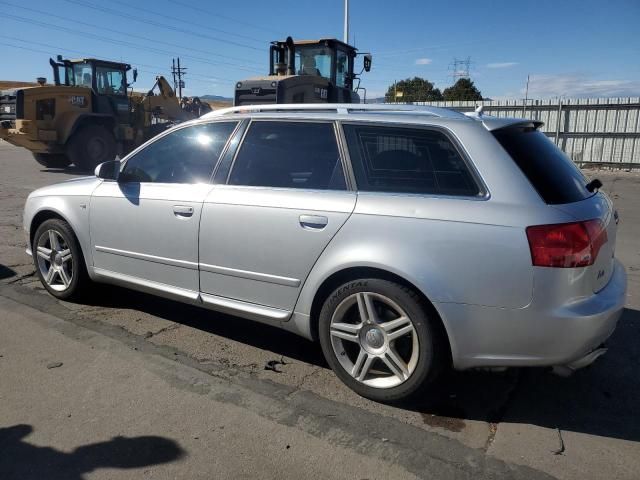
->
2, 0, 639, 99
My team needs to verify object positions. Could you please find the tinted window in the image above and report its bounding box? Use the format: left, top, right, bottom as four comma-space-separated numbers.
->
343, 124, 480, 196
229, 122, 346, 190
121, 122, 236, 184
493, 126, 590, 204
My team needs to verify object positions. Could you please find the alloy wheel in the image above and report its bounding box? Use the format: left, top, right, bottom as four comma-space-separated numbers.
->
35, 229, 74, 292
329, 292, 419, 389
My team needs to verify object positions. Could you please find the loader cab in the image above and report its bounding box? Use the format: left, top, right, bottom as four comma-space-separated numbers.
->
235, 37, 371, 106
270, 39, 357, 90
50, 57, 134, 122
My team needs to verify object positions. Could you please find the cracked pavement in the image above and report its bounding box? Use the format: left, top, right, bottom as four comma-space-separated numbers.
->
1, 141, 639, 479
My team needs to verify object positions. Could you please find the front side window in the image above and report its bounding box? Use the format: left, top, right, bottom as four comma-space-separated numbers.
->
228, 121, 346, 190
343, 124, 480, 196
95, 66, 126, 96
336, 50, 348, 88
120, 122, 237, 184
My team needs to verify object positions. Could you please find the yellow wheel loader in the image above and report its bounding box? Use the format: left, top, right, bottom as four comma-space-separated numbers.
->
234, 37, 371, 106
0, 56, 211, 170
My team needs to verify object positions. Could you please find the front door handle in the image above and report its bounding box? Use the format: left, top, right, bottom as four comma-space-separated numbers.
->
173, 205, 194, 218
299, 214, 328, 230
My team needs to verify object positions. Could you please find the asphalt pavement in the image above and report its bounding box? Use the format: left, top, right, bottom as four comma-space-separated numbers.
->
1, 141, 639, 479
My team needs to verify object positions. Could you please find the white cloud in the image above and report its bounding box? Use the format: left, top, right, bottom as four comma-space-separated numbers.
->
525, 74, 640, 98
486, 62, 519, 69
415, 58, 432, 65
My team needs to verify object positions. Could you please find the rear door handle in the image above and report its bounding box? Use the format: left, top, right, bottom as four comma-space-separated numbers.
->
299, 214, 328, 230
173, 205, 194, 218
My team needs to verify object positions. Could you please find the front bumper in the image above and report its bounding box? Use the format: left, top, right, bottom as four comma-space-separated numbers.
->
437, 259, 627, 369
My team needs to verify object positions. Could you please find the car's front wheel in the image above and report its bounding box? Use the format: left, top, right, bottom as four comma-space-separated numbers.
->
319, 278, 445, 403
32, 219, 88, 300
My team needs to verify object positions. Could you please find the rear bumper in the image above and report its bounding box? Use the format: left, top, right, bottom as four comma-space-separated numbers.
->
437, 259, 627, 369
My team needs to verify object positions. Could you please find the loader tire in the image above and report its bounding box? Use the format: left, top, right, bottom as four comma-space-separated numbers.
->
67, 124, 116, 171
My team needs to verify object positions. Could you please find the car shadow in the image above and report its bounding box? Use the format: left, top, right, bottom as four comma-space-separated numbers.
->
81, 285, 640, 443
403, 307, 640, 443
0, 424, 185, 480
84, 283, 327, 368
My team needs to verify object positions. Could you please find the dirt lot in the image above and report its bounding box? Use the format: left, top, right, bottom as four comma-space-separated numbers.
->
1, 141, 639, 479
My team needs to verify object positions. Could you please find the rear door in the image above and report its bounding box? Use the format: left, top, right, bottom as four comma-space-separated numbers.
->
493, 125, 617, 292
199, 120, 356, 312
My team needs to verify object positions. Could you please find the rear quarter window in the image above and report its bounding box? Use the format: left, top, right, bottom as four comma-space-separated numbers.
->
343, 124, 480, 196
492, 125, 591, 205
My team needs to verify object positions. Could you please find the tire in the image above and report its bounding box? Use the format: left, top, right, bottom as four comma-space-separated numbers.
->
32, 153, 71, 169
67, 124, 116, 171
32, 218, 89, 301
318, 278, 445, 403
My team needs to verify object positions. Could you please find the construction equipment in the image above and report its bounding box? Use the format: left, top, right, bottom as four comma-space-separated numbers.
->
234, 37, 371, 106
0, 56, 211, 170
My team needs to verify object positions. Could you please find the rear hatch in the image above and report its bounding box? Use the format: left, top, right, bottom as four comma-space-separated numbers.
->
492, 123, 617, 292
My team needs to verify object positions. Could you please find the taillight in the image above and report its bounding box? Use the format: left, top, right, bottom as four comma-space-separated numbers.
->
526, 219, 608, 268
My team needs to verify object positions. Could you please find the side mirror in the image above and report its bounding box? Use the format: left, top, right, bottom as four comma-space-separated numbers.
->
94, 160, 120, 181
364, 54, 372, 72
133, 68, 138, 83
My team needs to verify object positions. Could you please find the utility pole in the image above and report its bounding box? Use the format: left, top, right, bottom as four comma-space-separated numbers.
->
172, 58, 177, 93
171, 57, 187, 100
344, 0, 349, 43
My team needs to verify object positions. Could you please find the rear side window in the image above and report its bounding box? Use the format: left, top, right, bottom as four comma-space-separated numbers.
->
492, 126, 591, 204
343, 124, 480, 196
228, 121, 346, 190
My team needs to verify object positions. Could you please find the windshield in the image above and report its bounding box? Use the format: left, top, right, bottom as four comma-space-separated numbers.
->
66, 63, 126, 95
295, 46, 332, 79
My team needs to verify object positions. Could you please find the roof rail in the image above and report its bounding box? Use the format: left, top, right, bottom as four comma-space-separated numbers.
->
201, 103, 466, 120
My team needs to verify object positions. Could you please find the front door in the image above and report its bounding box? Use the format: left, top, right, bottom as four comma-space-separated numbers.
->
199, 120, 356, 312
89, 121, 238, 296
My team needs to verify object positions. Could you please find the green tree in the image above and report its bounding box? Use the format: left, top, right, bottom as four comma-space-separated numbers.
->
442, 78, 483, 101
384, 77, 443, 103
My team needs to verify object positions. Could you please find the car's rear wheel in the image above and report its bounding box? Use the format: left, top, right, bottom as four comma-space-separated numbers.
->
32, 219, 88, 300
32, 153, 71, 169
318, 278, 444, 403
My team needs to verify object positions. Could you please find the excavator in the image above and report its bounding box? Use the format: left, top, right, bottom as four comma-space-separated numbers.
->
0, 56, 211, 170
234, 37, 371, 106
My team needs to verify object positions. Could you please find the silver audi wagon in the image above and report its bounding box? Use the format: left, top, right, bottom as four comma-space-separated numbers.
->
23, 104, 627, 402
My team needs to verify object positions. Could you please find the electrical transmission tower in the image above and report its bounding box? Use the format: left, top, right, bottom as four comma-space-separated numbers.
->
449, 57, 472, 82
171, 58, 187, 99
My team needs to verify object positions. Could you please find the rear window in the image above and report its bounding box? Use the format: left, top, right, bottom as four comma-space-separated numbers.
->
343, 124, 480, 196
492, 126, 591, 204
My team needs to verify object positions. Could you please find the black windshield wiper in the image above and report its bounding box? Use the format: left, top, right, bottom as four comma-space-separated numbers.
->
586, 178, 603, 193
